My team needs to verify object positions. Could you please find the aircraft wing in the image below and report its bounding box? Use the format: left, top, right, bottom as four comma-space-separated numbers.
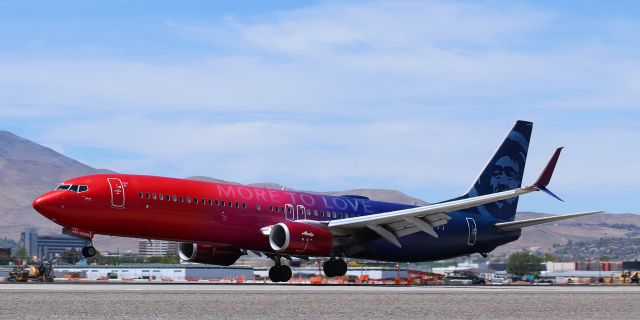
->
325, 147, 565, 248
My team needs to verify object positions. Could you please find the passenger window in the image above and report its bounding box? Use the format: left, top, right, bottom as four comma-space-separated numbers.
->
208, 199, 212, 206
159, 194, 164, 200
56, 184, 71, 191
139, 192, 143, 199
145, 192, 150, 199
179, 196, 184, 203
194, 198, 198, 204
256, 204, 261, 211
172, 195, 177, 202
152, 193, 157, 200
78, 185, 88, 193
333, 212, 337, 218
69, 185, 79, 192
242, 202, 246, 209
275, 207, 279, 212
269, 205, 273, 211
201, 198, 205, 205
228, 201, 232, 207
235, 202, 239, 208
215, 200, 219, 206
314, 210, 318, 216
186, 196, 191, 203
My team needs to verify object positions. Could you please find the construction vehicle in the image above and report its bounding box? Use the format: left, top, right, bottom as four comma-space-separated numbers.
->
621, 271, 640, 284
7, 258, 54, 282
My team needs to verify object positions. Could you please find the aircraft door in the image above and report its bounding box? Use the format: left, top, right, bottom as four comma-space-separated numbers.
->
296, 205, 307, 220
284, 204, 295, 221
107, 178, 125, 208
466, 217, 477, 246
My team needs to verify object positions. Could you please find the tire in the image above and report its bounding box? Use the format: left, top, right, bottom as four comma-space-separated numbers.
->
323, 260, 336, 277
334, 259, 348, 276
279, 265, 292, 282
82, 246, 97, 258
269, 266, 280, 282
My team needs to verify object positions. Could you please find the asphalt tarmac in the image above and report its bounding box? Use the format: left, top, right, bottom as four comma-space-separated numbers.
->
1, 283, 639, 320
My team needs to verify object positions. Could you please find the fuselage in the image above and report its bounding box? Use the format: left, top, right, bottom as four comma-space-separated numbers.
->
33, 173, 521, 262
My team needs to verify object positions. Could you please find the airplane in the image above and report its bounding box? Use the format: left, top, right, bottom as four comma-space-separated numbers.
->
32, 120, 601, 282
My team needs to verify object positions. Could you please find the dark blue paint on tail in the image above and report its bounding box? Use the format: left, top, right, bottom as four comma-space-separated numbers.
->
462, 120, 533, 221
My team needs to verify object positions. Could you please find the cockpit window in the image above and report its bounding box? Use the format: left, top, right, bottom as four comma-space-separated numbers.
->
56, 184, 71, 191
69, 185, 79, 192
78, 185, 89, 193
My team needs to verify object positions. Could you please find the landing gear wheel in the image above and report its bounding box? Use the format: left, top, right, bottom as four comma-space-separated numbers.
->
324, 259, 348, 277
323, 260, 336, 277
269, 266, 281, 282
278, 265, 292, 282
334, 259, 348, 276
269, 265, 292, 283
82, 246, 96, 258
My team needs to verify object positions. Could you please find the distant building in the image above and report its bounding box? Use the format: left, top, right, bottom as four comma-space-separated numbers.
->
622, 261, 640, 271
20, 228, 89, 260
21, 228, 39, 257
138, 240, 178, 257
0, 248, 11, 264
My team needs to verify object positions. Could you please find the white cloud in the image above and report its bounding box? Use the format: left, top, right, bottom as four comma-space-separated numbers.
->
1, 1, 638, 119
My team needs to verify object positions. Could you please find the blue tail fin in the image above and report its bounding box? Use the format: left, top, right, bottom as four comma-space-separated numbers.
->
463, 120, 533, 221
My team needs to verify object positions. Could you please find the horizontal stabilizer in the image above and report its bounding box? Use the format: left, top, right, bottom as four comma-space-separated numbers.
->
494, 211, 603, 231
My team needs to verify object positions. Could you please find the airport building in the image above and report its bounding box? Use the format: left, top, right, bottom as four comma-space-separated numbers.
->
21, 228, 90, 260
54, 264, 254, 281
138, 240, 178, 257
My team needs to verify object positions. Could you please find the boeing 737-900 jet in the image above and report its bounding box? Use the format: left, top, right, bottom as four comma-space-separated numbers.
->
33, 121, 600, 282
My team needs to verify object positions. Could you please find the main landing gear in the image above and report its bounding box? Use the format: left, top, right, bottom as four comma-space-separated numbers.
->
81, 243, 97, 258
269, 256, 292, 283
323, 258, 347, 277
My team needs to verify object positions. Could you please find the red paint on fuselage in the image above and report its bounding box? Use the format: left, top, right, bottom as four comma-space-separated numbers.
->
33, 174, 378, 254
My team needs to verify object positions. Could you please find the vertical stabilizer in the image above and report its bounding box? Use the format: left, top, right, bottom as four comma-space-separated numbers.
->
463, 120, 533, 221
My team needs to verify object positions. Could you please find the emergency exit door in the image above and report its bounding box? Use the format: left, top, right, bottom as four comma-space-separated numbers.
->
466, 217, 477, 246
107, 178, 125, 208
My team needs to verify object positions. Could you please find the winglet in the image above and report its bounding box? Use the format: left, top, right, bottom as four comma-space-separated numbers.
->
532, 147, 563, 188
539, 186, 564, 202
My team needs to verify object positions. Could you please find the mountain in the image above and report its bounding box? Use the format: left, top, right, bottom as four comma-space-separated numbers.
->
1, 130, 638, 260
0, 131, 136, 252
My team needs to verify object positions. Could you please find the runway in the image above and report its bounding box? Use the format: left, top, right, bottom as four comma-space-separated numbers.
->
2, 284, 639, 320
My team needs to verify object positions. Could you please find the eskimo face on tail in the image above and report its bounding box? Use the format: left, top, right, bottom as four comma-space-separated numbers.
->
487, 136, 527, 211
465, 121, 531, 221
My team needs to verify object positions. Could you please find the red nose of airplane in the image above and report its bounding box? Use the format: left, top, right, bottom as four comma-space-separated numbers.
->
33, 192, 63, 220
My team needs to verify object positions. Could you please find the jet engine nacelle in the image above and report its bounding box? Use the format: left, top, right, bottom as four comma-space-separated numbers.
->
178, 243, 243, 266
268, 222, 333, 256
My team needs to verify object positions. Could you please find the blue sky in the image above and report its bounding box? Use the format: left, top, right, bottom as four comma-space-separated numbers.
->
1, 0, 639, 214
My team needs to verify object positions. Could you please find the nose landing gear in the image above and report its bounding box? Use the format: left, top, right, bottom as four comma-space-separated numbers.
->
323, 258, 347, 277
81, 243, 97, 258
